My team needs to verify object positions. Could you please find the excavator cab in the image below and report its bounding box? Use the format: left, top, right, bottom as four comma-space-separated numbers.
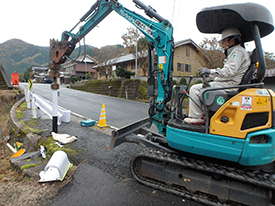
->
196, 2, 274, 115
167, 2, 275, 166
170, 3, 273, 123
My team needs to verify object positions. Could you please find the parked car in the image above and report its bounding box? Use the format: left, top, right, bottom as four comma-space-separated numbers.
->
44, 79, 53, 84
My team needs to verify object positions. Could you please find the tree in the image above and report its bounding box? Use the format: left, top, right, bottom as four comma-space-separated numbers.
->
121, 28, 148, 76
85, 72, 92, 80
265, 52, 275, 70
23, 67, 33, 82
93, 45, 125, 79
115, 66, 135, 79
18, 73, 24, 82
180, 77, 187, 85
197, 37, 225, 69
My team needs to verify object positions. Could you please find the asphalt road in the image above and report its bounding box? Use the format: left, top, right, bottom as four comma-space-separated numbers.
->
20, 83, 149, 129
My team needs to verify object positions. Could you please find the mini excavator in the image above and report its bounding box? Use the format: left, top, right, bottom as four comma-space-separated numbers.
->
50, 1, 274, 205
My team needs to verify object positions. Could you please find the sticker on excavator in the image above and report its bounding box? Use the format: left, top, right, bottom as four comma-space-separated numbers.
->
256, 97, 268, 106
134, 19, 153, 37
241, 96, 252, 110
216, 96, 225, 106
159, 64, 163, 70
256, 89, 264, 96
263, 89, 269, 96
159, 56, 167, 64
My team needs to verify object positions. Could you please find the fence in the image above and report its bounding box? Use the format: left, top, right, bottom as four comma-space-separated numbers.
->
26, 91, 70, 125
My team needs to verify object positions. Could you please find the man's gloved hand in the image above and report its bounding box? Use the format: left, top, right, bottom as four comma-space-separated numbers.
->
198, 67, 210, 77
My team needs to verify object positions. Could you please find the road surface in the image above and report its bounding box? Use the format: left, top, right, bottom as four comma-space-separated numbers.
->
20, 83, 150, 129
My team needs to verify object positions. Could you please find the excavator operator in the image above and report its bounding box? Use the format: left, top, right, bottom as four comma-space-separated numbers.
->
184, 28, 251, 124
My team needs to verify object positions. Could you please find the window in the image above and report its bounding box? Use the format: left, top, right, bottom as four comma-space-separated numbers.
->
131, 62, 136, 70
186, 45, 190, 57
120, 64, 127, 70
185, 64, 191, 72
177, 63, 184, 71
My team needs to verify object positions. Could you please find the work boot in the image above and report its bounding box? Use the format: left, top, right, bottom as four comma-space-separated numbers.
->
184, 117, 205, 124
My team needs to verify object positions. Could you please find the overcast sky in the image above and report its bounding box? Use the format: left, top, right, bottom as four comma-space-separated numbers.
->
1, 0, 274, 53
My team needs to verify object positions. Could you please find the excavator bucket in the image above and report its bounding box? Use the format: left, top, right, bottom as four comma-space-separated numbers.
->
108, 118, 151, 149
108, 117, 174, 152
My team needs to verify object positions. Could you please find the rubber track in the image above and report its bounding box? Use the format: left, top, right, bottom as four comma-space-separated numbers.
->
130, 149, 275, 206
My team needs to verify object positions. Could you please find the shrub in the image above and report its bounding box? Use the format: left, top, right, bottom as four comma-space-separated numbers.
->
138, 81, 149, 99
180, 77, 187, 85
70, 76, 81, 84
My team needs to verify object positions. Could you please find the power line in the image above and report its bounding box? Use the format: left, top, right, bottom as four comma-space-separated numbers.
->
171, 0, 176, 24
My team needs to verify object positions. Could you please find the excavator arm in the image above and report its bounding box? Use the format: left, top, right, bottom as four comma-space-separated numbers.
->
50, 0, 174, 132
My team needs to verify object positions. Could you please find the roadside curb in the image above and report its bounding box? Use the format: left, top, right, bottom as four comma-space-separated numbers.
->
10, 97, 25, 132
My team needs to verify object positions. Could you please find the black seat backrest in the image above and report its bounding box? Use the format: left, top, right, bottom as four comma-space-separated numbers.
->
240, 49, 258, 85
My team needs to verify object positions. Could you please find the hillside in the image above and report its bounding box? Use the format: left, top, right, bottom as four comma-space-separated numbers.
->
0, 39, 49, 78
0, 39, 126, 80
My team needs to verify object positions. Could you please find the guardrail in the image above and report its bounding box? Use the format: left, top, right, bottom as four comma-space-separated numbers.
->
27, 91, 70, 125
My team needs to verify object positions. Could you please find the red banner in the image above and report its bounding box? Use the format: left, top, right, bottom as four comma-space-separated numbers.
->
11, 73, 19, 86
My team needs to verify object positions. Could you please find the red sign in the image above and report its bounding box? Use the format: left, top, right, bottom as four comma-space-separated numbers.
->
11, 73, 19, 86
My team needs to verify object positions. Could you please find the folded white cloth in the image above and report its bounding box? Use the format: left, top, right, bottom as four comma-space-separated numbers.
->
51, 132, 77, 144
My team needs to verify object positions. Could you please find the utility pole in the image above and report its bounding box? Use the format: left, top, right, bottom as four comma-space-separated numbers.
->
85, 61, 87, 80
135, 27, 138, 79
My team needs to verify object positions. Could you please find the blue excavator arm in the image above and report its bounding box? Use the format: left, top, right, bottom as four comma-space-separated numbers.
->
50, 0, 174, 134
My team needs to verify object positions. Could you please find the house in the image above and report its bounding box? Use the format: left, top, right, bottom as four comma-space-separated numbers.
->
94, 39, 205, 81
173, 39, 204, 81
31, 66, 50, 83
93, 53, 149, 80
61, 55, 98, 83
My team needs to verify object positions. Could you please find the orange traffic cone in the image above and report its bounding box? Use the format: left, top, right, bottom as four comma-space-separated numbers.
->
94, 104, 110, 129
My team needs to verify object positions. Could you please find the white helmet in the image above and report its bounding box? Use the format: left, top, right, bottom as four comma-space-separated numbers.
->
218, 28, 241, 43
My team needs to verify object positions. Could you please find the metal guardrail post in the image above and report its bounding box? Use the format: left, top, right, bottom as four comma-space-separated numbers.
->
30, 93, 70, 126
25, 89, 31, 109
31, 96, 37, 119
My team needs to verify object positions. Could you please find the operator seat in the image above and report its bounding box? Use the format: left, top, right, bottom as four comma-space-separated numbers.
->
240, 49, 258, 85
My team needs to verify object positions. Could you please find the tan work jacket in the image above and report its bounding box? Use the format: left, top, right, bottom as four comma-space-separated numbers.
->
210, 44, 251, 86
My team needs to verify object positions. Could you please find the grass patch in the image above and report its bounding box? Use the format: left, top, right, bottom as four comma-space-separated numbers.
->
19, 121, 45, 134
16, 102, 28, 120
20, 162, 42, 170
16, 110, 24, 120
37, 136, 77, 158
19, 101, 28, 111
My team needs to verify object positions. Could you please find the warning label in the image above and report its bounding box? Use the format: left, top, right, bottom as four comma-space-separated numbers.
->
159, 56, 167, 64
241, 96, 252, 110
256, 97, 268, 106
